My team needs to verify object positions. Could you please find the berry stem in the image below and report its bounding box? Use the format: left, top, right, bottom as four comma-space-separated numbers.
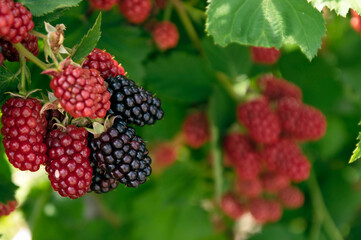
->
215, 72, 241, 102
14, 43, 49, 70
163, 1, 173, 21
209, 119, 223, 203
170, 0, 203, 55
30, 30, 47, 39
307, 169, 344, 240
19, 56, 27, 95
183, 3, 206, 19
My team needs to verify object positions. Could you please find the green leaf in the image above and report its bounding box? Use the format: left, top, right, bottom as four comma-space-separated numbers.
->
350, 128, 361, 163
145, 52, 216, 103
72, 12, 102, 63
19, 0, 83, 17
206, 0, 326, 60
307, 0, 361, 17
0, 67, 20, 104
33, 8, 71, 31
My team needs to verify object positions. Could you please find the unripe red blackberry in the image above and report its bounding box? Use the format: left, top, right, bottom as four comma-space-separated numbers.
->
118, 0, 152, 24
106, 75, 164, 126
279, 186, 304, 209
261, 171, 290, 193
1, 98, 47, 171
351, 10, 361, 33
237, 97, 281, 144
249, 198, 282, 223
89, 0, 117, 10
3, 1, 34, 43
182, 112, 210, 148
89, 118, 152, 188
0, 34, 39, 62
262, 139, 310, 182
234, 152, 261, 180
45, 125, 92, 199
152, 21, 179, 51
223, 133, 252, 166
48, 64, 111, 119
152, 142, 177, 168
251, 47, 281, 65
89, 165, 119, 193
82, 48, 125, 79
0, 1, 14, 38
258, 75, 302, 101
220, 193, 246, 220
237, 178, 262, 198
277, 97, 327, 141
0, 200, 17, 217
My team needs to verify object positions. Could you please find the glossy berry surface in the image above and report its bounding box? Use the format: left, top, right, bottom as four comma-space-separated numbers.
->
1, 98, 47, 171
3, 2, 34, 43
0, 1, 14, 38
49, 64, 111, 119
182, 112, 210, 148
152, 21, 179, 51
45, 125, 92, 199
82, 48, 125, 79
89, 118, 152, 188
251, 47, 281, 65
118, 0, 152, 24
107, 75, 164, 126
89, 166, 119, 193
0, 34, 39, 62
237, 97, 281, 144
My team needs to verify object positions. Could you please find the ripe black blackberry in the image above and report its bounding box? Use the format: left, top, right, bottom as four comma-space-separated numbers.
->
89, 165, 119, 193
89, 118, 152, 188
45, 109, 65, 132
106, 75, 164, 126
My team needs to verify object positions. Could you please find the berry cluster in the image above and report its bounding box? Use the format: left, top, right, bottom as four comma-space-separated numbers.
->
220, 74, 326, 223
0, 200, 17, 217
1, 47, 164, 199
0, 0, 38, 64
86, 0, 179, 50
251, 47, 281, 65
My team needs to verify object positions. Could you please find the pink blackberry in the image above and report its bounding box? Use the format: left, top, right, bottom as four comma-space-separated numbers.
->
45, 125, 92, 199
237, 178, 262, 198
0, 34, 39, 62
262, 139, 310, 182
234, 152, 262, 180
153, 142, 177, 168
48, 64, 111, 119
3, 1, 34, 43
220, 193, 246, 220
182, 112, 210, 148
277, 97, 327, 141
152, 21, 179, 51
261, 171, 290, 193
1, 98, 47, 171
223, 133, 252, 166
0, 200, 17, 217
118, 0, 152, 24
251, 47, 281, 65
279, 186, 305, 209
89, 0, 117, 10
0, 0, 14, 38
351, 10, 361, 33
237, 97, 281, 144
258, 75, 302, 101
82, 48, 125, 79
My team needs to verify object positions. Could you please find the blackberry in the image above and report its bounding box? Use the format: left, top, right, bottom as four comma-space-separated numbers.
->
89, 118, 152, 188
0, 34, 39, 62
89, 166, 119, 193
106, 75, 164, 126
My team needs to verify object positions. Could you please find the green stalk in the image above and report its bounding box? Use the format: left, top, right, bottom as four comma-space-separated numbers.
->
308, 169, 344, 240
209, 121, 223, 203
19, 56, 27, 95
215, 72, 240, 102
170, 0, 203, 55
14, 43, 48, 70
30, 30, 47, 39
163, 1, 173, 21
